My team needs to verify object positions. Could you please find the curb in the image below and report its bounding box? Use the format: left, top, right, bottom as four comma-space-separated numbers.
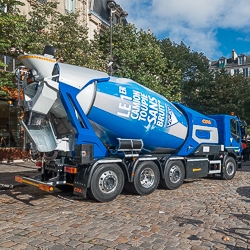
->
0, 159, 25, 164
0, 183, 26, 190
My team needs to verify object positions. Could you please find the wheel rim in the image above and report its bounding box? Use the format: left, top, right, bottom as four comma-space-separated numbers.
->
169, 165, 181, 183
226, 162, 234, 176
98, 170, 118, 193
140, 167, 155, 188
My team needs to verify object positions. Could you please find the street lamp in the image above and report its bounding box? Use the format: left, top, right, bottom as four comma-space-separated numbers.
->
107, 0, 116, 9
107, 0, 116, 76
106, 0, 128, 76
120, 10, 128, 19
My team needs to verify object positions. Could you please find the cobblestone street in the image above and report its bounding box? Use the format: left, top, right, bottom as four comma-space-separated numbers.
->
0, 161, 250, 250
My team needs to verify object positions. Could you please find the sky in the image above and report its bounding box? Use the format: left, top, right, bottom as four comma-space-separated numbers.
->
116, 0, 250, 61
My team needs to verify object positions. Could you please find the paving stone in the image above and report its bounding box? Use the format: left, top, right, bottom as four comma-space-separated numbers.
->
0, 240, 17, 248
114, 243, 132, 250
76, 243, 93, 250
128, 247, 141, 250
1, 162, 250, 250
38, 242, 56, 249
163, 247, 179, 250
50, 244, 68, 250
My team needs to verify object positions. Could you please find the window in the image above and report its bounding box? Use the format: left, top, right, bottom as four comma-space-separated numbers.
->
37, 0, 47, 3
114, 15, 119, 24
66, 0, 76, 13
230, 118, 240, 143
218, 58, 226, 68
238, 56, 245, 65
243, 68, 248, 77
1, 4, 7, 12
1, 55, 15, 72
234, 69, 239, 76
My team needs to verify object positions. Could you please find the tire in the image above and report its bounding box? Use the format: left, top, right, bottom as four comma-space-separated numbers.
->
44, 151, 58, 161
160, 160, 185, 190
88, 164, 124, 202
126, 161, 160, 195
223, 156, 236, 180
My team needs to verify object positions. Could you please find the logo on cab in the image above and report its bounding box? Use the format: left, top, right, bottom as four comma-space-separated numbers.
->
202, 119, 212, 125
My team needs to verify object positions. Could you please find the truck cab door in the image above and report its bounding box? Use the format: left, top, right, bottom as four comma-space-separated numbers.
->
228, 118, 241, 153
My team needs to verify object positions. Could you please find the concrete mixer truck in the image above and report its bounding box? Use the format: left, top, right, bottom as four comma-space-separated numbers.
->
14, 51, 247, 202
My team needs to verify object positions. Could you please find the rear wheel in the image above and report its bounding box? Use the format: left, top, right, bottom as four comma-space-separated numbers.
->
126, 161, 160, 195
88, 164, 124, 202
160, 160, 185, 190
223, 156, 236, 180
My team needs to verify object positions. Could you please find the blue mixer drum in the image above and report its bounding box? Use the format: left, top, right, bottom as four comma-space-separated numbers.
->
85, 77, 188, 153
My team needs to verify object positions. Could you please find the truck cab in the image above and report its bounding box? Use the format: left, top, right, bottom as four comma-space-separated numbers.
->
208, 114, 247, 166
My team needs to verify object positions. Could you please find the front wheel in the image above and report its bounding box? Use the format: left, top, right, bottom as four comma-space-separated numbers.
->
88, 164, 124, 202
223, 156, 236, 180
160, 160, 185, 190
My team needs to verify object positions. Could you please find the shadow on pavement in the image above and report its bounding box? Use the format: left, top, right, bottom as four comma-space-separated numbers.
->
1, 188, 49, 206
213, 226, 249, 250
236, 186, 250, 202
0, 168, 97, 205
212, 212, 250, 249
173, 216, 204, 227
1, 186, 95, 206
241, 161, 250, 172
233, 213, 250, 227
172, 215, 249, 249
0, 169, 38, 186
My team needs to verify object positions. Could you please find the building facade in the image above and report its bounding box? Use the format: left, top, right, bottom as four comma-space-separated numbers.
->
210, 49, 250, 77
2, 0, 127, 71
0, 0, 127, 159
18, 0, 127, 40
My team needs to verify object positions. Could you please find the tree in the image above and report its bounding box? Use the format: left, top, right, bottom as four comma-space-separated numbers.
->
0, 0, 107, 98
2, 0, 250, 125
0, 0, 26, 56
93, 24, 181, 100
23, 1, 106, 70
210, 70, 250, 123
160, 39, 213, 105
0, 0, 27, 98
159, 39, 250, 124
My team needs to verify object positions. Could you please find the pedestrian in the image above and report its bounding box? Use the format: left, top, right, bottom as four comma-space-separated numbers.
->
241, 140, 249, 161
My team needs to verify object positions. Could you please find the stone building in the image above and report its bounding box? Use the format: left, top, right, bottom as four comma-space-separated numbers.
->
18, 0, 127, 40
210, 49, 250, 77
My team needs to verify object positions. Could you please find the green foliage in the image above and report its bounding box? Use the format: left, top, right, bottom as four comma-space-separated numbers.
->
0, 0, 26, 56
160, 39, 213, 104
23, 0, 106, 70
1, 0, 250, 125
0, 70, 16, 97
0, 0, 106, 97
210, 70, 250, 123
93, 24, 181, 100
160, 38, 250, 124
0, 0, 25, 96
